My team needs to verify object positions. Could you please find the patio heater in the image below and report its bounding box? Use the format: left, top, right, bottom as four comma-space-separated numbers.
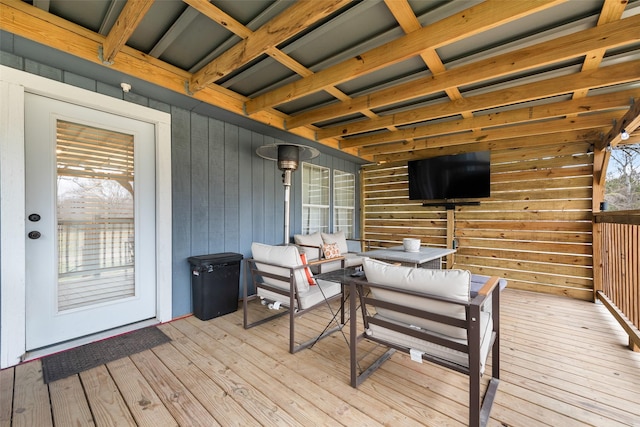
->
256, 143, 320, 245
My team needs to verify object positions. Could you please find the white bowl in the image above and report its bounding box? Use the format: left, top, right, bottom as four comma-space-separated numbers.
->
403, 238, 421, 252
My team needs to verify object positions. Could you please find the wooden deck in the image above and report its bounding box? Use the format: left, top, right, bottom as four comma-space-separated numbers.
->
2, 289, 640, 426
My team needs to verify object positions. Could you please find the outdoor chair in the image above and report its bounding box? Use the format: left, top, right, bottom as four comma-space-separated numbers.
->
350, 258, 501, 427
244, 242, 345, 353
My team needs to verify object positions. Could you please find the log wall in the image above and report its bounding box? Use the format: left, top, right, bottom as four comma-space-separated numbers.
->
361, 142, 594, 300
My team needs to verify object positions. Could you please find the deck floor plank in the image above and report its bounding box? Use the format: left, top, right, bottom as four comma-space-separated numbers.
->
179, 316, 341, 426
221, 306, 436, 426
80, 365, 136, 426
160, 322, 301, 427
106, 356, 178, 426
0, 368, 14, 427
129, 348, 220, 427
1, 289, 640, 426
184, 317, 384, 427
11, 361, 52, 427
49, 375, 94, 426
149, 330, 258, 427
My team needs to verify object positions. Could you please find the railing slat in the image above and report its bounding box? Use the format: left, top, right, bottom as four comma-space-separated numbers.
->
593, 211, 640, 351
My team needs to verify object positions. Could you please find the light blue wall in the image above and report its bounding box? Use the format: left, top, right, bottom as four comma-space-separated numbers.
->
0, 33, 362, 318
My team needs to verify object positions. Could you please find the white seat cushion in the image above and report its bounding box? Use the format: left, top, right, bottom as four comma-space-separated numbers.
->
344, 253, 366, 267
258, 279, 341, 310
367, 310, 493, 374
362, 258, 471, 339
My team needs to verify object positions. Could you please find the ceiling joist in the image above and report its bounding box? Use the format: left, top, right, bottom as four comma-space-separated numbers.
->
245, 0, 564, 115
342, 89, 640, 151
187, 0, 351, 93
100, 0, 154, 65
2, 0, 639, 167
309, 13, 640, 136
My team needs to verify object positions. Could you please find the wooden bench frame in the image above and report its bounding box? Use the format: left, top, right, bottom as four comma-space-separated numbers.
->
243, 257, 346, 354
348, 276, 501, 427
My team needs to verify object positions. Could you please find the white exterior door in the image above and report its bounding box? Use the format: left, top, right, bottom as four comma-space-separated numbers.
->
24, 93, 157, 350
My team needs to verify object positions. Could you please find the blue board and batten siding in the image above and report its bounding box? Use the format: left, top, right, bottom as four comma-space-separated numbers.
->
170, 111, 360, 317
1, 39, 362, 318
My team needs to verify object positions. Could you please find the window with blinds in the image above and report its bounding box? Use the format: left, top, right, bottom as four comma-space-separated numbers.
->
333, 170, 355, 238
302, 163, 330, 234
56, 120, 135, 311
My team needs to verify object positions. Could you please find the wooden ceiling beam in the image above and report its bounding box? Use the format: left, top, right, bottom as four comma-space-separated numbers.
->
571, 0, 627, 100
363, 111, 619, 158
374, 128, 604, 164
335, 60, 640, 148
305, 13, 640, 134
101, 0, 154, 65
0, 0, 357, 156
182, 0, 251, 38
245, 0, 564, 115
340, 88, 640, 150
188, 0, 350, 93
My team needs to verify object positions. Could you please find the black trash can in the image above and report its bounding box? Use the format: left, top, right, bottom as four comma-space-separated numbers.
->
187, 252, 243, 320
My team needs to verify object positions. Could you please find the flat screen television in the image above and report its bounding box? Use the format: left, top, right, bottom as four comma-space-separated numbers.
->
408, 151, 490, 200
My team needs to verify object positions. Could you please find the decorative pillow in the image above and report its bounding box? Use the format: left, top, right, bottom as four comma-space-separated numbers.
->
321, 231, 349, 254
294, 232, 324, 261
322, 242, 341, 259
299, 253, 317, 285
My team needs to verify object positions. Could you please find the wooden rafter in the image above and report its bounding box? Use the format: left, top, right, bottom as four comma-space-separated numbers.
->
340, 89, 640, 150
308, 13, 640, 136
375, 130, 604, 165
384, 0, 470, 120
337, 60, 640, 149
187, 0, 351, 93
244, 0, 564, 115
571, 0, 627, 100
361, 110, 620, 160
373, 129, 603, 164
101, 0, 154, 65
0, 0, 356, 157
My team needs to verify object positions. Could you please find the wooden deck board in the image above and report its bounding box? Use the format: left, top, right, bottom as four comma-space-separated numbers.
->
11, 362, 51, 427
2, 289, 640, 426
49, 375, 94, 426
105, 356, 177, 426
80, 365, 136, 426
0, 368, 14, 427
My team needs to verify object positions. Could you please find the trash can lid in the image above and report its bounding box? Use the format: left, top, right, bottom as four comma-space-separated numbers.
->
188, 252, 243, 265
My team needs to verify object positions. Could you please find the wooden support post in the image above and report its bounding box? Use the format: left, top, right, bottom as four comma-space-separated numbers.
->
592, 148, 607, 302
446, 208, 455, 268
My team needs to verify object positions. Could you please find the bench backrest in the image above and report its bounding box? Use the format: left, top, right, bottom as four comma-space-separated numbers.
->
362, 258, 471, 339
251, 242, 309, 294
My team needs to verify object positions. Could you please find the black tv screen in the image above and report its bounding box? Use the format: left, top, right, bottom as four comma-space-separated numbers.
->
408, 151, 491, 200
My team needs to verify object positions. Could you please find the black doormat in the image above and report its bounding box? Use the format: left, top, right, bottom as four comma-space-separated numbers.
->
41, 326, 171, 384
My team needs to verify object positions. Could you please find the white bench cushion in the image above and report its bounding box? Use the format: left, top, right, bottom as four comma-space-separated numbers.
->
258, 279, 341, 311
367, 310, 493, 374
362, 258, 471, 339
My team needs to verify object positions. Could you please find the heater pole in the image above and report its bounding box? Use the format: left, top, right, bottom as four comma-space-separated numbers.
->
282, 169, 292, 245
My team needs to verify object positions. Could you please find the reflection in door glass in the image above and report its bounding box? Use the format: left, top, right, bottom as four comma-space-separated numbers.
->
56, 120, 135, 311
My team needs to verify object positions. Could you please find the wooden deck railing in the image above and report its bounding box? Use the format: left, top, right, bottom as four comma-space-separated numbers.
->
593, 210, 640, 351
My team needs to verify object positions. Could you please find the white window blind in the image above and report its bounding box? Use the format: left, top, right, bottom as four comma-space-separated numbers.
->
302, 163, 330, 234
56, 120, 135, 311
333, 170, 355, 238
